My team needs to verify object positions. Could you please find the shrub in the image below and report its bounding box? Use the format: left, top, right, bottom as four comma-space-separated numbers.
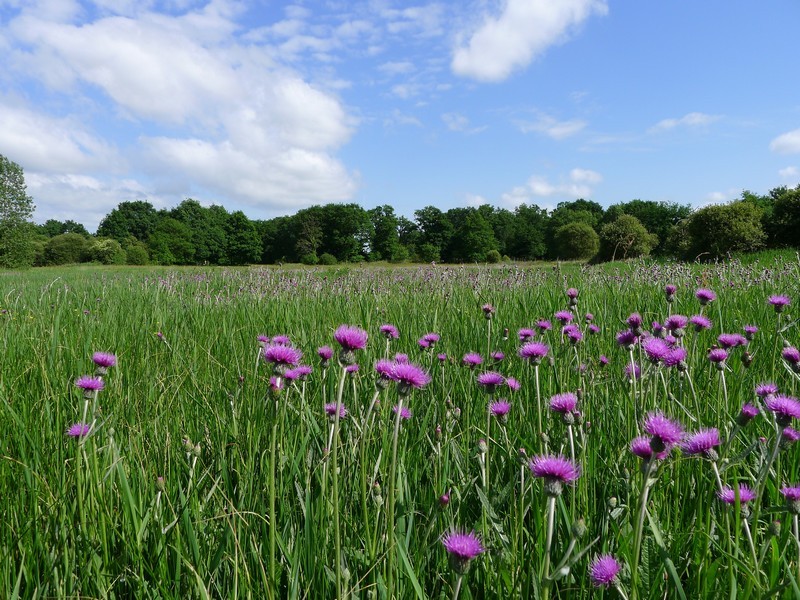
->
43, 233, 89, 265
318, 253, 337, 265
554, 222, 599, 260
86, 238, 126, 265
687, 201, 765, 259
599, 215, 658, 261
300, 253, 319, 266
485, 249, 502, 263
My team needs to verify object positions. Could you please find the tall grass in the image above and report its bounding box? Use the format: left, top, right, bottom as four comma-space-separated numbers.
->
1, 255, 799, 598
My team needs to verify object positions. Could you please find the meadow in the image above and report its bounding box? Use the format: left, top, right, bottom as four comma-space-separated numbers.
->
1, 255, 800, 599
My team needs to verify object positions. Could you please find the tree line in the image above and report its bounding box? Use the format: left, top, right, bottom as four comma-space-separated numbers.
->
1, 154, 799, 268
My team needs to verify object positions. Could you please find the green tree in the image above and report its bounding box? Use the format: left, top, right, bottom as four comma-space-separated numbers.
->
86, 238, 126, 265
509, 203, 549, 259
687, 201, 766, 259
38, 219, 90, 238
170, 199, 227, 264
0, 155, 36, 269
553, 221, 599, 260
768, 185, 800, 248
602, 199, 690, 255
147, 217, 195, 265
599, 215, 659, 261
225, 211, 261, 265
369, 205, 401, 261
43, 233, 90, 265
415, 206, 453, 260
448, 209, 498, 262
546, 199, 604, 258
97, 201, 159, 242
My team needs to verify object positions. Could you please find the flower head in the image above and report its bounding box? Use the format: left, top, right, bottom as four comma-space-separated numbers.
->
549, 392, 578, 415
392, 405, 412, 420
616, 330, 638, 350
462, 352, 483, 368
92, 352, 117, 369
519, 341, 549, 364
442, 530, 484, 574
529, 455, 581, 496
781, 486, 800, 514
764, 394, 800, 426
379, 324, 399, 339
476, 371, 505, 393
419, 332, 440, 349
755, 382, 779, 398
743, 325, 758, 340
318, 346, 334, 362
334, 325, 368, 351
66, 422, 91, 438
392, 362, 431, 395
75, 375, 104, 393
696, 288, 716, 305
782, 347, 800, 367
681, 428, 721, 459
708, 348, 729, 367
626, 312, 643, 329
271, 334, 292, 346
324, 402, 347, 420
506, 377, 521, 392
736, 403, 760, 426
263, 344, 303, 372
624, 362, 641, 381
489, 399, 512, 419
518, 328, 536, 341
481, 303, 495, 319
536, 319, 552, 332
769, 295, 791, 312
589, 554, 622, 588
663, 347, 688, 370
554, 310, 574, 325
630, 435, 669, 461
643, 412, 683, 452
718, 333, 747, 349
566, 287, 579, 300
689, 314, 713, 332
717, 484, 756, 504
664, 314, 688, 335
665, 284, 677, 299
643, 338, 670, 363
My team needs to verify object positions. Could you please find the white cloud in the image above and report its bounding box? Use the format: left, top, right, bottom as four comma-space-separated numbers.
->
779, 166, 799, 179
518, 113, 586, 139
497, 168, 601, 208
569, 168, 602, 184
378, 61, 416, 76
451, 0, 607, 82
648, 112, 721, 133
441, 112, 485, 134
770, 128, 800, 154
465, 192, 488, 207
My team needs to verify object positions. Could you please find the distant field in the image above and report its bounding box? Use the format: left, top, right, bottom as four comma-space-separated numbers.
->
2, 255, 799, 599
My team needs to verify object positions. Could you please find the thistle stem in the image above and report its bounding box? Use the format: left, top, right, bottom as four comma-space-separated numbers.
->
331, 367, 348, 600
542, 495, 557, 600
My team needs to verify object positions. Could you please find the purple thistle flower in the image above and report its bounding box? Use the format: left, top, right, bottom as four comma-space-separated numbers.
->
462, 352, 483, 368
585, 312, 594, 322
717, 484, 756, 504
554, 310, 574, 325
599, 354, 609, 367
324, 402, 347, 419
518, 328, 536, 341
549, 392, 578, 415
755, 382, 779, 398
489, 399, 512, 419
394, 353, 410, 363
643, 337, 670, 363
564, 325, 583, 344
664, 314, 688, 335
345, 364, 359, 374
718, 333, 747, 349
263, 344, 303, 370
334, 325, 368, 351
743, 325, 758, 340
708, 348, 728, 366
379, 324, 399, 339
630, 435, 670, 461
588, 324, 600, 335
271, 335, 292, 346
643, 412, 683, 452
665, 284, 677, 298
375, 358, 394, 378
589, 554, 622, 588
481, 303, 495, 319
782, 347, 800, 366
616, 330, 638, 350
421, 332, 440, 347
566, 287, 579, 300
268, 376, 283, 394
476, 371, 506, 393
257, 334, 269, 344
519, 341, 549, 364
681, 428, 721, 459
437, 353, 447, 362
626, 312, 643, 329
764, 394, 800, 425
75, 375, 104, 392
781, 486, 800, 514
663, 347, 687, 369
491, 351, 505, 362
782, 427, 800, 444
624, 362, 641, 380
442, 530, 484, 573
696, 288, 716, 305
392, 362, 431, 395
506, 377, 521, 392
536, 319, 552, 333
652, 321, 665, 337
66, 422, 91, 438
736, 403, 760, 426
529, 455, 581, 496
318, 346, 334, 361
768, 295, 791, 312
689, 314, 713, 332
392, 405, 412, 420
92, 352, 117, 369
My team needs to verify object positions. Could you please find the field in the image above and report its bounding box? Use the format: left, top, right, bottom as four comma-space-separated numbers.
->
2, 255, 800, 599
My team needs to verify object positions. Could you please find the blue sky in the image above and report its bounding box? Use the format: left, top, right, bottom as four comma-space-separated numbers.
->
1, 0, 799, 232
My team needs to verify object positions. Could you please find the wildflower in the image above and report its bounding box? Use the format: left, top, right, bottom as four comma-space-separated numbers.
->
506, 377, 521, 392
437, 353, 447, 362
394, 353, 409, 364
476, 371, 505, 394
268, 376, 283, 395
588, 324, 600, 335
549, 392, 578, 424
717, 484, 756, 505
490, 351, 505, 362
589, 554, 622, 588
271, 334, 291, 346
681, 428, 721, 459
652, 321, 665, 338
718, 333, 747, 349
439, 491, 450, 507
564, 326, 583, 344
324, 403, 347, 420
481, 303, 495, 319
392, 405, 412, 420
75, 376, 104, 396
334, 325, 368, 364
663, 347, 687, 370
92, 352, 117, 370
696, 288, 716, 305
66, 422, 91, 438
599, 355, 609, 367
375, 359, 395, 388
529, 455, 581, 496
462, 353, 483, 368
764, 394, 800, 427
630, 435, 669, 461
689, 315, 713, 332
518, 328, 536, 341
536, 319, 552, 333
379, 324, 399, 339
665, 284, 677, 302
616, 330, 638, 351
664, 314, 688, 337
391, 362, 431, 395
643, 338, 670, 364
782, 347, 800, 372
257, 334, 269, 345
755, 382, 779, 398
743, 325, 758, 340
263, 344, 303, 374
489, 399, 511, 421
345, 364, 359, 374
421, 332, 440, 348
643, 412, 683, 453
519, 341, 549, 365
782, 427, 800, 447
555, 310, 574, 325
624, 362, 641, 381
780, 486, 800, 514
585, 312, 594, 322
768, 295, 791, 313
708, 348, 728, 369
318, 346, 334, 367
736, 403, 759, 426
566, 287, 579, 300
626, 312, 643, 332
441, 530, 484, 574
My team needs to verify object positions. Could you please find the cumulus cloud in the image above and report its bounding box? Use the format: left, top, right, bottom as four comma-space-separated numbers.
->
497, 168, 602, 208
648, 112, 721, 133
518, 113, 586, 139
451, 0, 607, 82
770, 128, 800, 154
779, 166, 799, 179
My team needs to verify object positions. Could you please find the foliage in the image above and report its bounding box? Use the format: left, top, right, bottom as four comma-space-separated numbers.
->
318, 252, 337, 265
38, 219, 90, 238
86, 238, 126, 265
768, 185, 800, 248
97, 200, 159, 243
448, 209, 498, 262
687, 200, 766, 259
368, 205, 401, 261
123, 239, 150, 265
599, 214, 659, 261
43, 233, 90, 265
485, 249, 502, 263
602, 199, 690, 255
0, 154, 36, 269
147, 217, 195, 265
553, 221, 599, 260
225, 210, 260, 265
